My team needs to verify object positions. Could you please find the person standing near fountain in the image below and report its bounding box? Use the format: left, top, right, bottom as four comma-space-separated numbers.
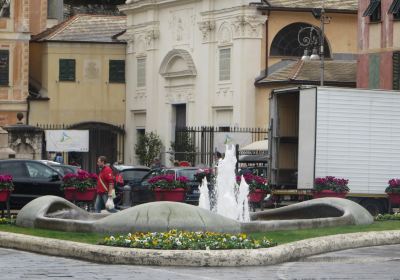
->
95, 156, 117, 213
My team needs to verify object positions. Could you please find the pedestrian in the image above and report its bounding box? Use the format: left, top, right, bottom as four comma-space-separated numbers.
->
54, 152, 64, 164
95, 156, 117, 213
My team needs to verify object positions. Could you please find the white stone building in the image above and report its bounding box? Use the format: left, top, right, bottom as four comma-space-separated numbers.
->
119, 0, 266, 165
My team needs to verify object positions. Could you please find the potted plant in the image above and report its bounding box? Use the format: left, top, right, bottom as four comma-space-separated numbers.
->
385, 179, 400, 205
236, 173, 269, 203
313, 176, 350, 198
0, 174, 14, 202
148, 174, 189, 202
61, 170, 98, 201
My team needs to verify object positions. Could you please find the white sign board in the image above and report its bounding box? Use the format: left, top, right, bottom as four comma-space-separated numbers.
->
214, 132, 252, 154
45, 130, 89, 152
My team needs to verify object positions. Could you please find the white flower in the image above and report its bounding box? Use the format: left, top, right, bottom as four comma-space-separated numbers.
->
125, 239, 131, 244
109, 236, 115, 241
176, 241, 182, 246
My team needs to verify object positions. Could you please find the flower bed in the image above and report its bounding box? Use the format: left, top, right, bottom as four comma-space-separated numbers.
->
385, 179, 400, 194
314, 176, 349, 193
61, 170, 97, 192
236, 173, 269, 193
0, 216, 15, 225
375, 213, 400, 221
0, 174, 14, 202
148, 174, 189, 190
0, 174, 14, 192
100, 229, 276, 250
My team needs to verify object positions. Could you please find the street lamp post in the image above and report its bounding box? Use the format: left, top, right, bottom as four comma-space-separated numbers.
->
298, 7, 331, 86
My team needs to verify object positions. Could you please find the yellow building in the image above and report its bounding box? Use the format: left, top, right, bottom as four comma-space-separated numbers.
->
29, 14, 127, 171
253, 0, 358, 130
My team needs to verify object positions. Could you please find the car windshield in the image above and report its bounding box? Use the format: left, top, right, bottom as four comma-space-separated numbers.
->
121, 170, 149, 181
177, 169, 198, 181
163, 169, 198, 181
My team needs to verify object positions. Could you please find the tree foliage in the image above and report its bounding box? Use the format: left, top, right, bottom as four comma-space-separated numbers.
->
135, 132, 163, 167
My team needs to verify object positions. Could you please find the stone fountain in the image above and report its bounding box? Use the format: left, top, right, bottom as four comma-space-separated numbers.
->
16, 145, 374, 233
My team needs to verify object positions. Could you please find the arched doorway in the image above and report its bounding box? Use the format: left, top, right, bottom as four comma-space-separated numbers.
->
68, 122, 125, 172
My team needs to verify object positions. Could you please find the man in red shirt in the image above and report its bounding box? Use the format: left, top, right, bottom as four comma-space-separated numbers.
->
95, 156, 117, 213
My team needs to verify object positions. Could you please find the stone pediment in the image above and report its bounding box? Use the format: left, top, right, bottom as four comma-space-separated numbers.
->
159, 49, 197, 79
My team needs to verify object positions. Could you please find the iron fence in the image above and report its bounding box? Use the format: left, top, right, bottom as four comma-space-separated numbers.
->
173, 126, 267, 167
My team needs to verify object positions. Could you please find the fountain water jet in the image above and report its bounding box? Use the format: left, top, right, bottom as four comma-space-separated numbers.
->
199, 145, 250, 222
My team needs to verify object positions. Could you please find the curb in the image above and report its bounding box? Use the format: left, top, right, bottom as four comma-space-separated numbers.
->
1, 231, 400, 266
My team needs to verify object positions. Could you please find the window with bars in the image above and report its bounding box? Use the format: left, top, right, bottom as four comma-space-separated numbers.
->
363, 0, 381, 22
109, 60, 125, 83
393, 52, 400, 90
219, 48, 231, 81
0, 50, 9, 86
59, 59, 76, 82
137, 58, 146, 87
389, 0, 400, 20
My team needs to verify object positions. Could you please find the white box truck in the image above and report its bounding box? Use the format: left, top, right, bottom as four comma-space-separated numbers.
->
268, 86, 400, 214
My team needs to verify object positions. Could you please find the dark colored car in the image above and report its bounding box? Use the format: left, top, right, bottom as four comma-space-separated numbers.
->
130, 167, 203, 206
112, 165, 151, 186
48, 164, 81, 176
0, 159, 63, 209
111, 165, 151, 207
162, 167, 202, 205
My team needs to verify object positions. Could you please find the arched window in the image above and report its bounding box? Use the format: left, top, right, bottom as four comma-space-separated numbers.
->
270, 22, 331, 58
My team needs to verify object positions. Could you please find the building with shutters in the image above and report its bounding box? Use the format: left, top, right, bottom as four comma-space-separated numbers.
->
29, 14, 127, 171
358, 0, 400, 89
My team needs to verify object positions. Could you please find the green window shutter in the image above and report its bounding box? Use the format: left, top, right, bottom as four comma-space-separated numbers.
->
59, 59, 75, 81
368, 54, 380, 89
393, 52, 400, 90
0, 50, 9, 86
109, 60, 125, 83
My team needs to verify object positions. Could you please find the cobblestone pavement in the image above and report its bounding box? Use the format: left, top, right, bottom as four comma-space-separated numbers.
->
1, 244, 400, 279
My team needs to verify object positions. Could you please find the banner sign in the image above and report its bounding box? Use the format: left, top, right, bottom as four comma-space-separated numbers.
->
45, 130, 89, 152
214, 132, 252, 154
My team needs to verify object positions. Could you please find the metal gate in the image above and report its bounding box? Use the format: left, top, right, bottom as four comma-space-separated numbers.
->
173, 126, 267, 167
37, 122, 124, 173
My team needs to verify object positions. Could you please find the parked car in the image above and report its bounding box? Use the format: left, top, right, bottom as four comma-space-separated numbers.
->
162, 167, 202, 205
130, 168, 162, 205
0, 159, 63, 209
112, 164, 151, 186
111, 164, 151, 207
47, 163, 81, 176
130, 167, 203, 206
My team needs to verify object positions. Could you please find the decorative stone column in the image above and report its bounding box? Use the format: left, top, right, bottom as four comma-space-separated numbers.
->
0, 127, 16, 159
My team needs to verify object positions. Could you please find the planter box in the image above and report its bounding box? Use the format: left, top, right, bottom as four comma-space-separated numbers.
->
313, 190, 347, 199
154, 188, 186, 202
388, 193, 400, 205
248, 189, 266, 203
64, 187, 97, 201
75, 188, 97, 201
0, 189, 11, 202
